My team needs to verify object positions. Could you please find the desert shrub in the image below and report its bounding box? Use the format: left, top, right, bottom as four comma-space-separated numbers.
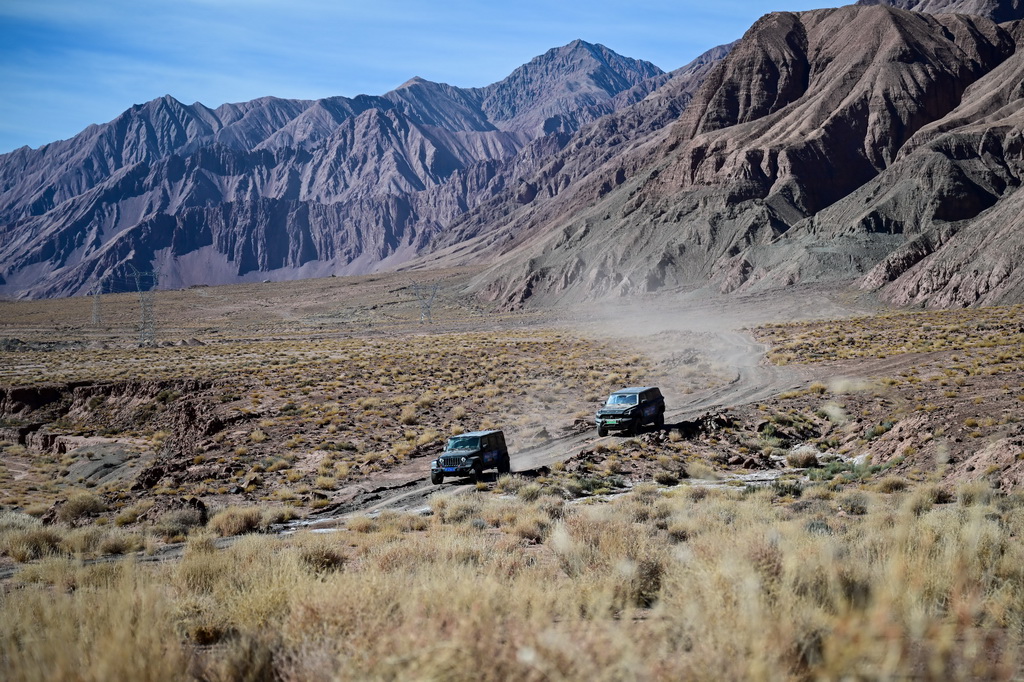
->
903, 486, 938, 516
802, 485, 833, 501
786, 446, 819, 468
686, 461, 719, 480
654, 471, 679, 486
153, 508, 205, 541
511, 512, 550, 543
666, 520, 696, 543
875, 476, 908, 493
808, 459, 879, 482
61, 526, 106, 555
431, 494, 483, 525
2, 526, 65, 562
57, 492, 107, 523
98, 529, 145, 555
114, 500, 154, 527
260, 506, 298, 528
957, 481, 993, 507
615, 555, 666, 609
770, 479, 803, 499
0, 510, 41, 533
315, 476, 337, 490
347, 516, 377, 533
156, 389, 180, 404
494, 474, 527, 495
837, 490, 869, 515
864, 421, 895, 440
297, 539, 347, 574
996, 490, 1024, 512
399, 404, 418, 425
208, 507, 263, 537
516, 483, 544, 502
687, 485, 711, 501
184, 533, 218, 557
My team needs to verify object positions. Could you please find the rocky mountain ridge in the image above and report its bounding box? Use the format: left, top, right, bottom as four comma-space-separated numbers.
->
3, 2, 1024, 310
857, 0, 1024, 22
0, 40, 668, 298
419, 3, 1024, 310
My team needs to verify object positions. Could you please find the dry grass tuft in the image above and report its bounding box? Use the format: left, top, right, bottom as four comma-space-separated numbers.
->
56, 492, 107, 524
208, 507, 263, 537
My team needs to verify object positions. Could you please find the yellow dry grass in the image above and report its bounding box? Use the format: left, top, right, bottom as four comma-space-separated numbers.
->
3, 484, 1023, 680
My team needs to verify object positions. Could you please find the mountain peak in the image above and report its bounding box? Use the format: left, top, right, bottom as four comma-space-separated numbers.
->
480, 41, 664, 132
397, 76, 430, 89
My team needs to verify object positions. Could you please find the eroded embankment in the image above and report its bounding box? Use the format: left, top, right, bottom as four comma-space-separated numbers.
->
0, 379, 259, 496
1, 379, 217, 452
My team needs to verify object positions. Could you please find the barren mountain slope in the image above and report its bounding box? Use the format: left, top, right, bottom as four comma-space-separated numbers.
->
0, 42, 664, 298
414, 43, 734, 260
449, 6, 1016, 309
857, 0, 1024, 22
743, 20, 1024, 306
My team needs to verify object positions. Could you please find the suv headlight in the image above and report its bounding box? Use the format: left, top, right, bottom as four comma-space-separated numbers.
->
460, 457, 467, 464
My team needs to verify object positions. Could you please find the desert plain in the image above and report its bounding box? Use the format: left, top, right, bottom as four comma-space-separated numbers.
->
2, 270, 1024, 680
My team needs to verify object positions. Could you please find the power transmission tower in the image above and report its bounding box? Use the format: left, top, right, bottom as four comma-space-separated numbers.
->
410, 280, 440, 324
91, 278, 103, 326
127, 264, 158, 345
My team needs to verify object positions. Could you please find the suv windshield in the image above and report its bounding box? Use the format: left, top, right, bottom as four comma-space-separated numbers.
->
606, 393, 638, 406
446, 436, 480, 451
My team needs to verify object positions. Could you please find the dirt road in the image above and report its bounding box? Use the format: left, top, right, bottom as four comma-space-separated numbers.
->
299, 327, 819, 526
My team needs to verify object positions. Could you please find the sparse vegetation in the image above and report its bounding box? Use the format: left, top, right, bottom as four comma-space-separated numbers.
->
2, 483, 1023, 679
3, 274, 1024, 679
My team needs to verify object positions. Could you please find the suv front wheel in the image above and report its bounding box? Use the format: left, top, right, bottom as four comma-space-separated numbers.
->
430, 471, 444, 485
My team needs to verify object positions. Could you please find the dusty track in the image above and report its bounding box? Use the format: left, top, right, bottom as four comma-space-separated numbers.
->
300, 327, 820, 526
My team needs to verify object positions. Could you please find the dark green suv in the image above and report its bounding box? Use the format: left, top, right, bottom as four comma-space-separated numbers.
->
430, 429, 510, 484
595, 387, 665, 436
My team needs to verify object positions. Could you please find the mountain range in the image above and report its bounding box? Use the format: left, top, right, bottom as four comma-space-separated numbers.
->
1, 0, 1023, 308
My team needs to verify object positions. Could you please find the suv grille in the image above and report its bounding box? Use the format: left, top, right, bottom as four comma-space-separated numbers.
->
439, 455, 466, 467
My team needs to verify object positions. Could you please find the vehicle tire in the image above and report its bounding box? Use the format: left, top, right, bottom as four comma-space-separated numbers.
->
473, 461, 484, 482
655, 413, 664, 428
630, 418, 641, 436
430, 471, 444, 485
598, 425, 608, 437
497, 456, 510, 474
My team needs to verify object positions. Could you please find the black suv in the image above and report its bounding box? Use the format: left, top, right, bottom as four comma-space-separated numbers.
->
595, 387, 665, 436
430, 429, 510, 484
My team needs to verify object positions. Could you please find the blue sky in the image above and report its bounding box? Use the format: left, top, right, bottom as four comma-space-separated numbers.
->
0, 0, 827, 154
